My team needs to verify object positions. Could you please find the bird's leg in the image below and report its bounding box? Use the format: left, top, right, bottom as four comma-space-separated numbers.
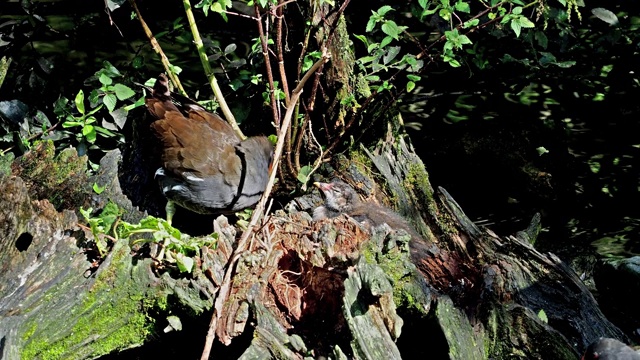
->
165, 200, 176, 225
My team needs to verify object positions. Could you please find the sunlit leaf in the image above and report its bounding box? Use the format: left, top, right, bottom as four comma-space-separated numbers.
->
83, 124, 97, 143
536, 147, 549, 156
455, 1, 470, 13
381, 20, 402, 40
406, 81, 415, 92
380, 35, 393, 48
537, 309, 548, 323
103, 93, 117, 112
376, 5, 394, 17
113, 83, 135, 101
511, 21, 522, 37
75, 90, 85, 115
591, 7, 618, 25
297, 165, 312, 184
224, 43, 237, 54
176, 253, 194, 273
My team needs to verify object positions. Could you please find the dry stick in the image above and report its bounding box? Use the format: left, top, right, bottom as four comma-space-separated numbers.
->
129, 0, 186, 95
255, 5, 282, 131
276, 0, 291, 106
292, 0, 350, 171
103, 0, 124, 37
182, 0, 247, 140
293, 72, 322, 172
0, 120, 62, 156
276, 0, 297, 177
200, 54, 330, 360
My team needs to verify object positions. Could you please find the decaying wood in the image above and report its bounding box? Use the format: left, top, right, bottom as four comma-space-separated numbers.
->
0, 126, 629, 360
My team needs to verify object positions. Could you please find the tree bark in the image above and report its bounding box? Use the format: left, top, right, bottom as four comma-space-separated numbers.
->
1, 134, 627, 359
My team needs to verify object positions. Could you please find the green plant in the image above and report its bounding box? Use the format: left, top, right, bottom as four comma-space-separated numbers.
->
123, 216, 218, 274
54, 62, 135, 158
80, 202, 122, 257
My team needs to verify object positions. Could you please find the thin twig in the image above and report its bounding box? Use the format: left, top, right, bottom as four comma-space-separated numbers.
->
0, 119, 62, 156
200, 54, 329, 360
276, 0, 291, 106
255, 4, 282, 131
294, 71, 322, 172
276, 0, 297, 177
129, 0, 186, 95
182, 0, 246, 139
293, 0, 350, 171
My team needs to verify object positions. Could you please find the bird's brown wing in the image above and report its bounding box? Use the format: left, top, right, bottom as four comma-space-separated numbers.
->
150, 110, 241, 180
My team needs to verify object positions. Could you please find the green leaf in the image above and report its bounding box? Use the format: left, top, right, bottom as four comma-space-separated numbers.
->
62, 120, 82, 128
422, 7, 439, 16
511, 21, 522, 37
519, 17, 535, 28
458, 34, 472, 45
211, 2, 223, 12
380, 35, 393, 49
536, 146, 549, 156
100, 60, 121, 77
176, 253, 194, 273
83, 124, 97, 143
353, 34, 370, 48
454, 1, 470, 13
537, 309, 548, 323
224, 43, 237, 54
512, 6, 522, 15
406, 81, 416, 92
591, 8, 619, 25
93, 182, 106, 194
75, 90, 85, 115
113, 83, 135, 101
103, 93, 117, 112
407, 74, 421, 81
88, 89, 101, 107
365, 74, 380, 82
219, 0, 233, 10
376, 5, 394, 17
366, 18, 376, 32
463, 19, 480, 28
381, 20, 401, 40
439, 8, 451, 21
99, 73, 113, 86
418, 0, 428, 8
535, 31, 548, 49
95, 126, 117, 137
297, 165, 312, 184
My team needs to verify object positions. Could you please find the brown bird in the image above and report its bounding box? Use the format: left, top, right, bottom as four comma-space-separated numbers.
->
144, 74, 273, 223
314, 180, 430, 263
582, 338, 640, 360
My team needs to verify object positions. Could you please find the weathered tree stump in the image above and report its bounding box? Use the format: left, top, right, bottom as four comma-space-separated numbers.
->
0, 134, 628, 359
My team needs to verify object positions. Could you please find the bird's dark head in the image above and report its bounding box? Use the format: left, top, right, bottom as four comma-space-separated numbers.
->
314, 180, 360, 214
